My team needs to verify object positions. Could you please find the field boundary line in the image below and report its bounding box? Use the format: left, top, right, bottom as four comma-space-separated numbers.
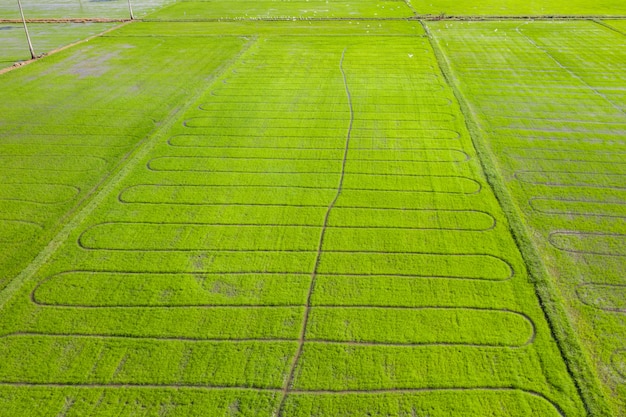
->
276, 46, 354, 416
0, 20, 132, 76
0, 38, 259, 310
0, 381, 573, 413
8, 16, 626, 25
418, 15, 626, 20
0, 382, 571, 415
133, 15, 626, 23
402, 0, 418, 17
593, 19, 626, 36
0, 18, 128, 23
421, 21, 612, 417
140, 17, 417, 23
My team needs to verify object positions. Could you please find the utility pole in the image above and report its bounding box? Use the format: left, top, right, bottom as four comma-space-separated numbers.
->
17, 0, 36, 59
127, 0, 134, 20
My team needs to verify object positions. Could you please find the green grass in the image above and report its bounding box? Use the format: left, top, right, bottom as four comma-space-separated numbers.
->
282, 391, 566, 416
0, 336, 296, 387
34, 272, 311, 306
305, 307, 534, 345
145, 0, 414, 20
0, 387, 281, 416
413, 0, 626, 16
429, 19, 626, 416
0, 21, 590, 416
603, 19, 626, 34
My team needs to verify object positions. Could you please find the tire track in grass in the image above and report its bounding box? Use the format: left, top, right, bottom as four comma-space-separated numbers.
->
494, 126, 626, 135
288, 388, 567, 417
513, 159, 626, 168
474, 97, 617, 107
498, 134, 626, 145
0, 133, 140, 149
145, 168, 475, 177
116, 180, 482, 207
163, 144, 460, 151
145, 149, 470, 162
183, 118, 455, 128
29, 255, 513, 308
197, 98, 453, 107
514, 171, 626, 190
170, 126, 463, 137
2, 36, 563, 412
29, 267, 514, 305
183, 112, 457, 123
59, 211, 496, 232
0, 37, 261, 310
504, 147, 626, 159
0, 382, 570, 416
276, 47, 353, 416
167, 129, 462, 143
220, 72, 436, 80
529, 197, 626, 219
198, 98, 452, 110
0, 306, 535, 345
476, 33, 626, 376
208, 86, 445, 97
479, 104, 622, 116
548, 231, 626, 256
232, 63, 436, 71
494, 116, 626, 126
0, 310, 537, 387
515, 22, 626, 118
576, 283, 626, 312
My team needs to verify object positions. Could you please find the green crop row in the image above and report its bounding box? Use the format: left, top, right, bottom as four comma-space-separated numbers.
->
0, 387, 280, 417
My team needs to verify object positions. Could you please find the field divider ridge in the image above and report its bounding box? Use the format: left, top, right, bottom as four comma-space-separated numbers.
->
421, 20, 612, 417
135, 15, 626, 23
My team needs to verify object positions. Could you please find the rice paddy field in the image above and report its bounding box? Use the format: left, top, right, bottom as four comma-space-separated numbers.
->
0, 1, 624, 416
0, 23, 118, 68
0, 0, 172, 19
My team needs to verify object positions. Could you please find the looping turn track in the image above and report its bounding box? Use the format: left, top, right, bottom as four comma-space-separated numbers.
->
0, 0, 625, 416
